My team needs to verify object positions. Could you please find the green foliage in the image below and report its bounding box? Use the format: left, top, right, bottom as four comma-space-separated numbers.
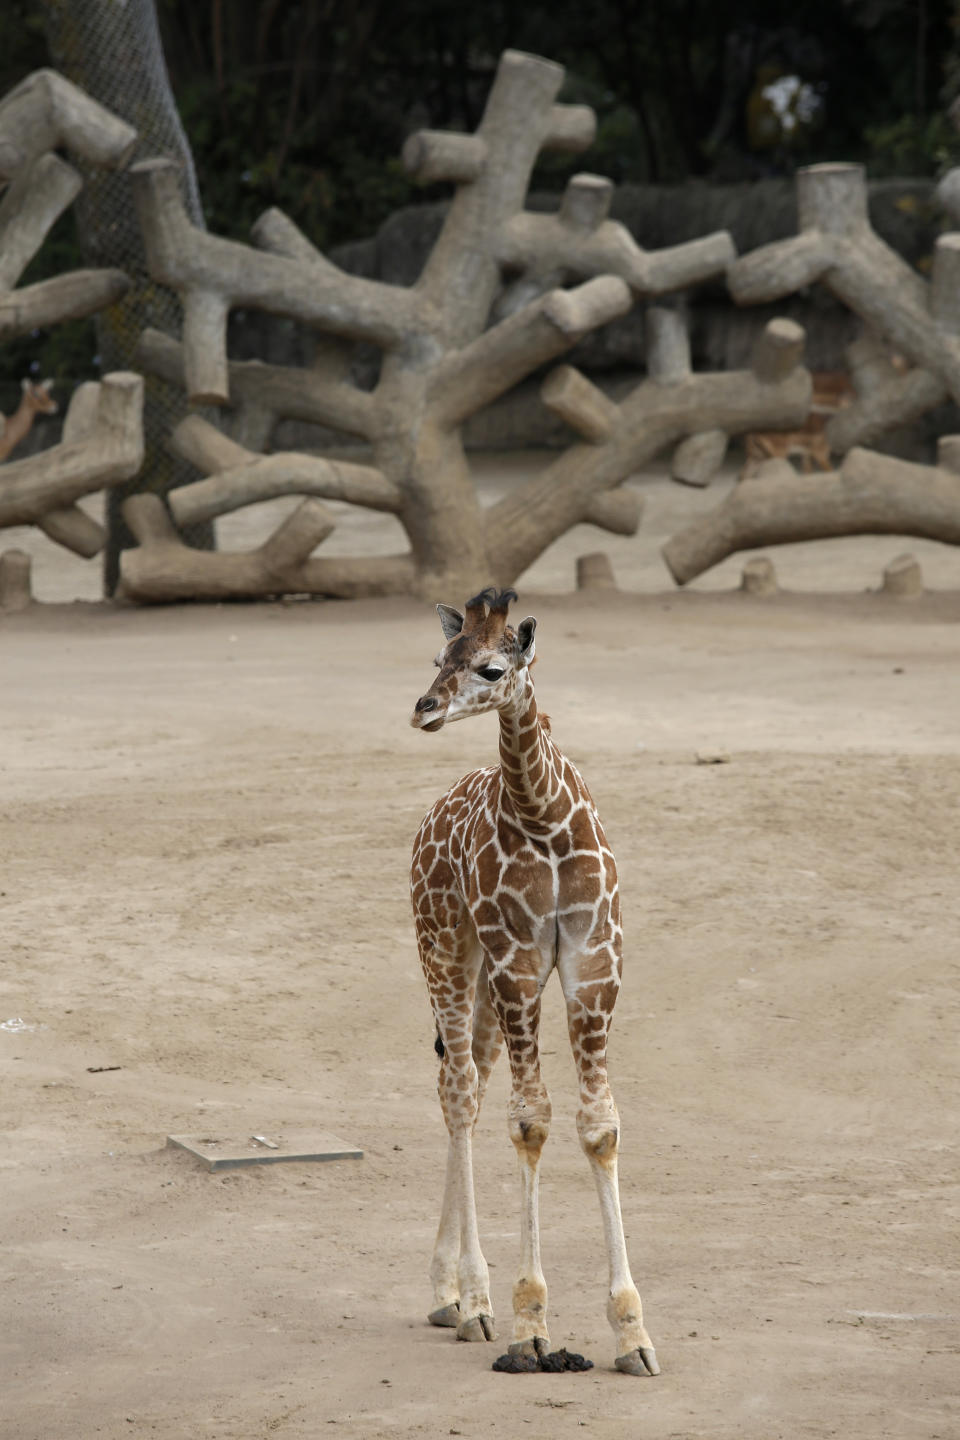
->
2, 314, 99, 390
0, 0, 47, 94
172, 69, 415, 248
588, 105, 657, 185
865, 113, 960, 178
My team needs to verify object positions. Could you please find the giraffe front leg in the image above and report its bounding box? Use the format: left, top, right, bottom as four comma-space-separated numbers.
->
420, 923, 497, 1342
434, 1043, 496, 1342
429, 987, 503, 1330
428, 1137, 461, 1328
449, 1122, 497, 1342
508, 1104, 551, 1358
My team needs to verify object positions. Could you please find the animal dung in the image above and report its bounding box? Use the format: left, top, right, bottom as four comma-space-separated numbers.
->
492, 1347, 593, 1373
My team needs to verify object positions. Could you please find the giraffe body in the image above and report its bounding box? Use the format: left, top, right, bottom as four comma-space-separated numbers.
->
410, 588, 658, 1375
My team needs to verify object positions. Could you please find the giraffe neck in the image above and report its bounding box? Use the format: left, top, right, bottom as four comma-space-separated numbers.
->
0, 397, 39, 462
498, 668, 563, 828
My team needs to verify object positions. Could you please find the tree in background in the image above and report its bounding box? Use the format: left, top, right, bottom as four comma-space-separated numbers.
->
151, 0, 960, 245
2, 0, 960, 385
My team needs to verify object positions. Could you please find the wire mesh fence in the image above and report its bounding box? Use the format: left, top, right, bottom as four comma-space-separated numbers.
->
41, 0, 214, 593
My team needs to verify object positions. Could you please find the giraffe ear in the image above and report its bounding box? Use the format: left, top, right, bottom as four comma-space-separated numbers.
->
517, 616, 537, 665
436, 603, 464, 641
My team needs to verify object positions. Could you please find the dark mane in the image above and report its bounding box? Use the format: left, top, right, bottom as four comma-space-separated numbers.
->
464, 586, 517, 612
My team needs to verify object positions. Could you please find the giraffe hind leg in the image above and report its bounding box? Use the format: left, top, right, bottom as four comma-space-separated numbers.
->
487, 953, 554, 1355
559, 941, 659, 1376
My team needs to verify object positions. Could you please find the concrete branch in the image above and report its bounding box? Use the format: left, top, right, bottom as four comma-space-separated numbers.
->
135, 327, 375, 442
496, 172, 734, 297
131, 158, 434, 404
0, 69, 136, 174
484, 317, 811, 580
662, 440, 960, 585
119, 492, 415, 602
729, 161, 960, 418
429, 276, 632, 428
0, 268, 130, 340
0, 373, 143, 551
167, 415, 400, 526
0, 153, 82, 290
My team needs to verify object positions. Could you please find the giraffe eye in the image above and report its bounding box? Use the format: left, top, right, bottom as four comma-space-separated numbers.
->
477, 666, 505, 682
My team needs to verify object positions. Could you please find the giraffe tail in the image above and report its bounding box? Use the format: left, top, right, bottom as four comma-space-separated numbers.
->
434, 1030, 445, 1059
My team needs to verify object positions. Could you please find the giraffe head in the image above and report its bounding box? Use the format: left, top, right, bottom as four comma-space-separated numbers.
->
21, 378, 58, 415
411, 587, 537, 732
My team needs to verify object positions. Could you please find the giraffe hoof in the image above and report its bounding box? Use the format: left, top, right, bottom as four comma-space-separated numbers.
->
456, 1313, 497, 1342
508, 1337, 549, 1359
614, 1345, 660, 1377
428, 1302, 461, 1328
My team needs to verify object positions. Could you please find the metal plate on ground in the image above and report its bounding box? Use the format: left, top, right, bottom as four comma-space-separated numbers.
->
166, 1131, 363, 1171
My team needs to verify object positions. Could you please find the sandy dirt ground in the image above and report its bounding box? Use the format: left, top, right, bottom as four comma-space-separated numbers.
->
2, 457, 959, 1439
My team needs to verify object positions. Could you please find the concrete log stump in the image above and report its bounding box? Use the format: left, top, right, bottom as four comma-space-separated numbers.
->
576, 552, 617, 590
740, 556, 779, 595
0, 548, 32, 611
672, 429, 729, 488
881, 553, 924, 598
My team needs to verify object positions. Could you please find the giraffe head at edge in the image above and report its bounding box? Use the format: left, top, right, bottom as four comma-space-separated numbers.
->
20, 377, 58, 415
410, 586, 537, 733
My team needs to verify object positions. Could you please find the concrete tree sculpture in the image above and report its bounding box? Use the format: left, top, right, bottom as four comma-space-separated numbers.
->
0, 70, 134, 344
0, 71, 144, 580
662, 439, 960, 586
728, 162, 960, 457
0, 374, 144, 558
118, 310, 811, 602
479, 313, 811, 583
123, 48, 762, 603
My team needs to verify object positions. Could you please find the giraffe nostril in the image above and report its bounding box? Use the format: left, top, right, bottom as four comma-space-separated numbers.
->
416, 695, 439, 713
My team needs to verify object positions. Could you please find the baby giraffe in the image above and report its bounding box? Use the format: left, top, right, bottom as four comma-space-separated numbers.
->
409, 587, 658, 1376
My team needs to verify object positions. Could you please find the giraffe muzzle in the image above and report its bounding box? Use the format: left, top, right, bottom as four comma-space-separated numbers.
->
411, 694, 447, 732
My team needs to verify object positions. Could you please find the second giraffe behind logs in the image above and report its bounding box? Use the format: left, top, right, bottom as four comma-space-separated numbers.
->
409, 587, 658, 1377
